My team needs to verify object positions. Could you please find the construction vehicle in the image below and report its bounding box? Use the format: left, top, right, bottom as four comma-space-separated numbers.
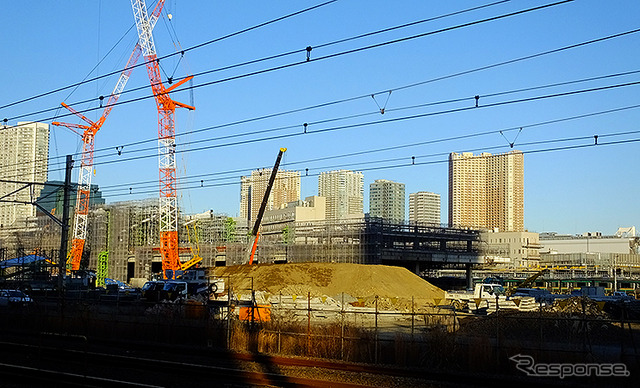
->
131, 0, 195, 279
446, 282, 537, 312
52, 1, 165, 271
141, 268, 223, 302
248, 148, 287, 265
179, 220, 204, 273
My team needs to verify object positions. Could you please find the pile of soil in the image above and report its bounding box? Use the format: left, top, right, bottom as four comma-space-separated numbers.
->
209, 262, 444, 305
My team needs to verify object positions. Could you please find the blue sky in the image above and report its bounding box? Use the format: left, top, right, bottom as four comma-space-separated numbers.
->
1, 0, 639, 235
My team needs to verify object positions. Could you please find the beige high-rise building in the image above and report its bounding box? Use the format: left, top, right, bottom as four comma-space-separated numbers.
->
370, 179, 405, 222
448, 150, 523, 231
409, 191, 441, 225
318, 170, 363, 220
0, 122, 49, 227
240, 169, 300, 227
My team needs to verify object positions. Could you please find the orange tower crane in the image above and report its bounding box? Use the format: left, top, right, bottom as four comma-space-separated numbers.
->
51, 2, 165, 271
131, 0, 195, 279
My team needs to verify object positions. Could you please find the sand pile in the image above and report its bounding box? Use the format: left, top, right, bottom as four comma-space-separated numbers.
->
210, 262, 444, 305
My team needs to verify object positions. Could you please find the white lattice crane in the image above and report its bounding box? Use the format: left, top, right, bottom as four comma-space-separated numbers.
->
51, 2, 165, 271
131, 0, 195, 279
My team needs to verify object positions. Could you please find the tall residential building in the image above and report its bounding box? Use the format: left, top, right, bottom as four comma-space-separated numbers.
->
240, 168, 300, 227
0, 122, 49, 227
448, 150, 523, 231
369, 179, 405, 222
318, 170, 363, 220
409, 191, 441, 225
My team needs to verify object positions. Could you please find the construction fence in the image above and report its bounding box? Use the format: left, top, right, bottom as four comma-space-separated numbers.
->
3, 293, 639, 377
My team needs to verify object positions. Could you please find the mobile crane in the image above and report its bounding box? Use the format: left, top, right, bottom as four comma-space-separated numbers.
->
51, 1, 165, 271
131, 0, 195, 279
248, 148, 287, 265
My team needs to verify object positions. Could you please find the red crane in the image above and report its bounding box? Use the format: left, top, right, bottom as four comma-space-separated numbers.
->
131, 0, 195, 279
51, 1, 164, 270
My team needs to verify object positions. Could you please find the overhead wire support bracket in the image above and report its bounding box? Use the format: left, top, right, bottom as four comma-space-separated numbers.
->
371, 91, 392, 114
500, 127, 523, 148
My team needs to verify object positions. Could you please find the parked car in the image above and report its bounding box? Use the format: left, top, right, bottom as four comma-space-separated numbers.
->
0, 289, 33, 307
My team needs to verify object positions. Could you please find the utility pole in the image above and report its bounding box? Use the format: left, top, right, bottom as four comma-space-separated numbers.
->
58, 155, 73, 296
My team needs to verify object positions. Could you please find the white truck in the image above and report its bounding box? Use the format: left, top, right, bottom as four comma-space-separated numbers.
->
446, 283, 537, 313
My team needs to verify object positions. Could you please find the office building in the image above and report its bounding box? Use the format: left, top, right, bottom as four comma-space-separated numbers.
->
240, 169, 300, 227
448, 150, 523, 231
36, 181, 105, 217
369, 179, 405, 222
318, 170, 364, 220
409, 191, 441, 225
0, 122, 49, 227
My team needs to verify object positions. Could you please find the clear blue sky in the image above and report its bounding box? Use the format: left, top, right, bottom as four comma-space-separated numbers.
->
1, 0, 639, 235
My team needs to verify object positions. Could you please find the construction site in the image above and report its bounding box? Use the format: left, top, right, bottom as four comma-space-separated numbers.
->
1, 1, 640, 386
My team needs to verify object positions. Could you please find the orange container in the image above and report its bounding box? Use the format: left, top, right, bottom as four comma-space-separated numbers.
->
239, 305, 271, 322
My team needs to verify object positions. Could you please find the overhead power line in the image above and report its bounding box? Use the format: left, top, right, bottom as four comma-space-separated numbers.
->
9, 15, 636, 179
86, 71, 640, 169
0, 0, 340, 113
3, 24, 638, 177
5, 0, 573, 124
98, 133, 640, 199
8, 78, 639, 182
2, 62, 639, 180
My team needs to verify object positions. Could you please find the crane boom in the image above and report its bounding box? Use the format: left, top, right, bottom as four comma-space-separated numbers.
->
131, 0, 195, 279
51, 2, 164, 271
248, 148, 287, 265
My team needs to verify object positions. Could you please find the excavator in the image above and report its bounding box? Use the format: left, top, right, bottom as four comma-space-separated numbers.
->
248, 148, 287, 265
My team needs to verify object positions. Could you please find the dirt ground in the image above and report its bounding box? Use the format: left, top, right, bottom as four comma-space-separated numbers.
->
209, 262, 444, 307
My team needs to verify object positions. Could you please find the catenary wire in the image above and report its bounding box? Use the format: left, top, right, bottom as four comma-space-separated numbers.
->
0, 0, 340, 113
99, 127, 640, 193
99, 135, 640, 198
7, 18, 636, 175
4, 0, 572, 124
21, 22, 640, 171
12, 78, 640, 182
4, 23, 638, 178
24, 63, 640, 178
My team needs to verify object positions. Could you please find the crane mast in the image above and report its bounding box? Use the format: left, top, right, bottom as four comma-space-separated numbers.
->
131, 0, 195, 279
52, 48, 139, 270
51, 2, 165, 271
248, 148, 287, 265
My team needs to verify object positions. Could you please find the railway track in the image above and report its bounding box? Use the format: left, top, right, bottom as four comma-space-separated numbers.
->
0, 335, 448, 388
0, 332, 587, 388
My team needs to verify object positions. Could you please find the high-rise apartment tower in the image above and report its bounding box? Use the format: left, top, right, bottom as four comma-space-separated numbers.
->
318, 170, 364, 220
240, 169, 300, 227
409, 191, 441, 225
0, 122, 49, 227
448, 150, 523, 231
369, 179, 405, 222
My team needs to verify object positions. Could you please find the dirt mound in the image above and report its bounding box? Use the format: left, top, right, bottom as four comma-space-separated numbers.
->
209, 262, 444, 303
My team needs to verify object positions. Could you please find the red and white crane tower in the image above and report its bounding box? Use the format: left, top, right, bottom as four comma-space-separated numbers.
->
131, 0, 195, 279
51, 2, 165, 271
